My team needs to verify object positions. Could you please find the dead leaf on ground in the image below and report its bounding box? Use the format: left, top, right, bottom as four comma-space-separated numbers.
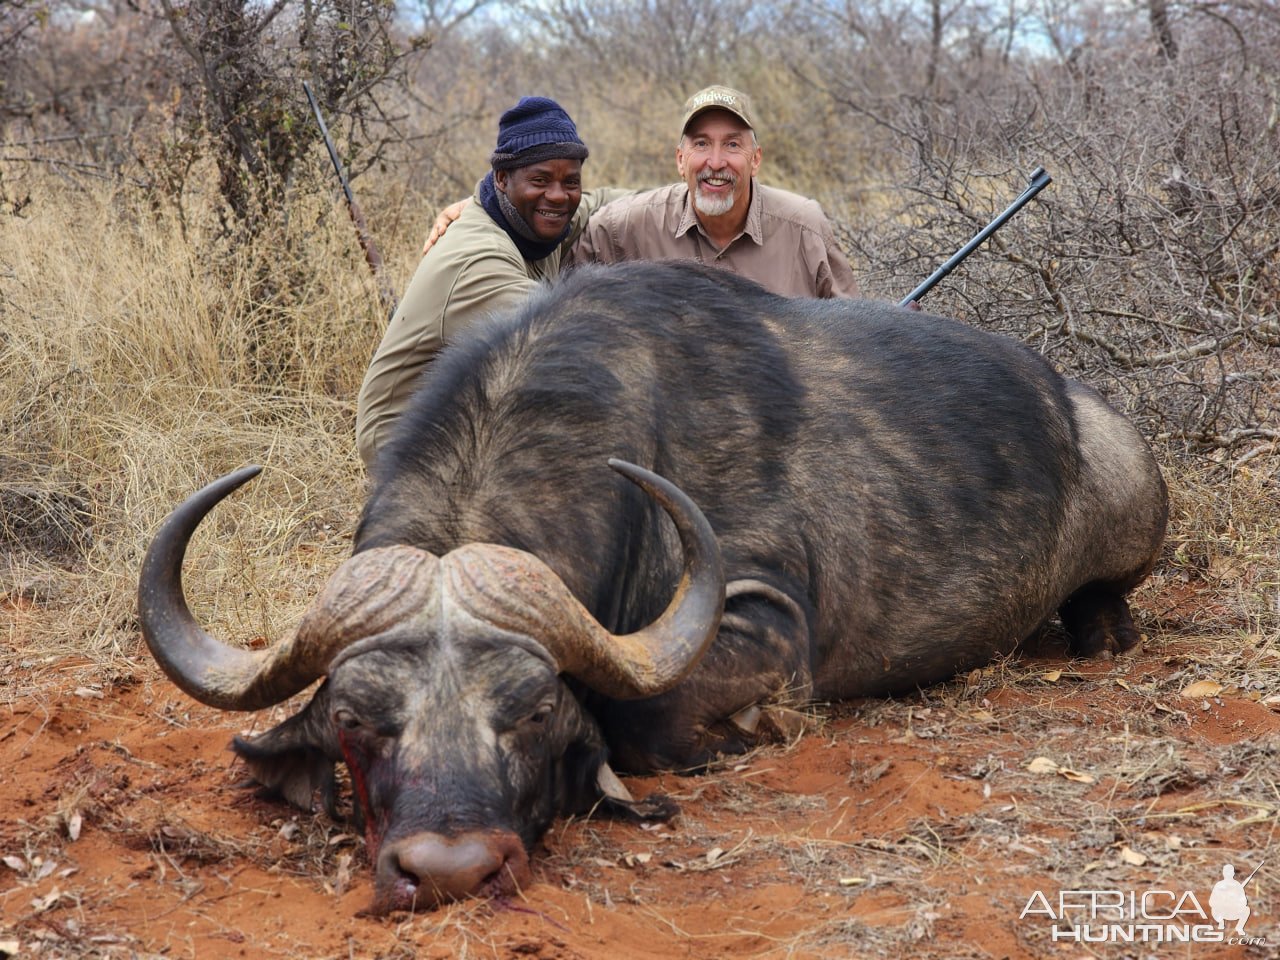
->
1026, 756, 1096, 784
859, 758, 893, 784
31, 888, 62, 913
1119, 845, 1148, 866
333, 853, 352, 897
1181, 680, 1223, 699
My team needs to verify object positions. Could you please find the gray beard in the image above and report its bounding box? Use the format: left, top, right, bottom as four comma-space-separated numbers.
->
693, 182, 736, 217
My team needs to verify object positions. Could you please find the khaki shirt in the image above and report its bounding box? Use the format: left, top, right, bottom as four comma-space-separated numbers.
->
570, 180, 859, 299
356, 186, 625, 469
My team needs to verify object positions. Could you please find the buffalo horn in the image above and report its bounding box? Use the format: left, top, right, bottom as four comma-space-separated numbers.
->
137, 467, 439, 710
447, 460, 725, 699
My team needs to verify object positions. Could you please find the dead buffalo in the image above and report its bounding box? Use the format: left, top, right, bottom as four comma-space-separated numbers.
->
137, 260, 1167, 914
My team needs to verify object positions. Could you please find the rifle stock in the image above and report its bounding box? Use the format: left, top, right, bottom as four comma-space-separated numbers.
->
302, 81, 397, 314
900, 166, 1052, 307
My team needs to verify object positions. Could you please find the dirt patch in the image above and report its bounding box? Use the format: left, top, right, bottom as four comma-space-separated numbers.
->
3, 617, 1279, 958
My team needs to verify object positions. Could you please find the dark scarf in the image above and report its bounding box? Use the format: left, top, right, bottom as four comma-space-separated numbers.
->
478, 171, 569, 262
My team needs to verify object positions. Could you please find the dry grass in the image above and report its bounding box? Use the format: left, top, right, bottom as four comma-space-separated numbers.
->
3, 162, 1276, 684
0, 170, 395, 686
2, 161, 1279, 959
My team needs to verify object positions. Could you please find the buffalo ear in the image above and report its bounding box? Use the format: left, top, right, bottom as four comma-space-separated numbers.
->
592, 758, 680, 824
232, 695, 340, 818
598, 791, 680, 823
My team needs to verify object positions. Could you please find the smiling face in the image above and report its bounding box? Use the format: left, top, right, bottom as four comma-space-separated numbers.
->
675, 108, 761, 224
495, 158, 584, 242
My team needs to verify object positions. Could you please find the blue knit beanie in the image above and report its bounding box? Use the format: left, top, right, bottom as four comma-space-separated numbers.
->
490, 96, 589, 171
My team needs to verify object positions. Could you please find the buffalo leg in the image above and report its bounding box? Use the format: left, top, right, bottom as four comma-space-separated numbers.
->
1058, 581, 1142, 658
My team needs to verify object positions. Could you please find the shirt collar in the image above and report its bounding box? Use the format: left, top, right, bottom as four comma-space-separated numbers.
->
675, 179, 763, 246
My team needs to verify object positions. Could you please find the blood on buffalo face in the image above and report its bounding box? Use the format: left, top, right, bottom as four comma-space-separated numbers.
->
137, 460, 725, 914
235, 629, 608, 913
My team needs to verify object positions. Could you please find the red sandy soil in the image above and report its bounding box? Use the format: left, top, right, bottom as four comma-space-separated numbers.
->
3, 611, 1279, 959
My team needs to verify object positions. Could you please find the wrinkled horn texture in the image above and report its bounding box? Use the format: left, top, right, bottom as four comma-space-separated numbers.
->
293, 545, 442, 661
444, 543, 673, 697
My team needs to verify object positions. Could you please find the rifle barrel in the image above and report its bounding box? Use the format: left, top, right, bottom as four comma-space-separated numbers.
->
900, 166, 1052, 307
303, 81, 394, 312
303, 82, 354, 207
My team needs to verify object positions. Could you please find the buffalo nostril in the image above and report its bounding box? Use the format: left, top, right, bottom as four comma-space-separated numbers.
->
376, 831, 529, 909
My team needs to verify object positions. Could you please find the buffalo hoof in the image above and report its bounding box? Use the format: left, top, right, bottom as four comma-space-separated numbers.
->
1059, 584, 1143, 659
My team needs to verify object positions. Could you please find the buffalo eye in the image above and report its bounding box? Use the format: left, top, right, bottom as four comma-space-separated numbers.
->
526, 703, 554, 727
333, 707, 361, 731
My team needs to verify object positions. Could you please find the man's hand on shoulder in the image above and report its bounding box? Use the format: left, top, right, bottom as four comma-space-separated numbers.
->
422, 198, 471, 256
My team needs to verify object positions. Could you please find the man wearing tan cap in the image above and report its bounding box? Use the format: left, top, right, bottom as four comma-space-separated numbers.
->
569, 84, 859, 299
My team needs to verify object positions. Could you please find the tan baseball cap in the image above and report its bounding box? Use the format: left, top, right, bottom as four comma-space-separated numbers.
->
680, 85, 757, 135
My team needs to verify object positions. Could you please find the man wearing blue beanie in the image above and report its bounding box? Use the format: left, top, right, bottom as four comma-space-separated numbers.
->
483, 96, 590, 256
356, 97, 626, 470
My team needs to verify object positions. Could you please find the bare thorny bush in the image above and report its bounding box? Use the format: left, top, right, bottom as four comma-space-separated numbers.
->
800, 2, 1280, 468
0, 0, 422, 224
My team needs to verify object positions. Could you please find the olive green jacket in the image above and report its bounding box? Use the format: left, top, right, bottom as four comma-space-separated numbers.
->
356, 187, 627, 470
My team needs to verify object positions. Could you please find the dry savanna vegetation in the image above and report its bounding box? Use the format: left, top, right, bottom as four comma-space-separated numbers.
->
2, 1, 1279, 958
